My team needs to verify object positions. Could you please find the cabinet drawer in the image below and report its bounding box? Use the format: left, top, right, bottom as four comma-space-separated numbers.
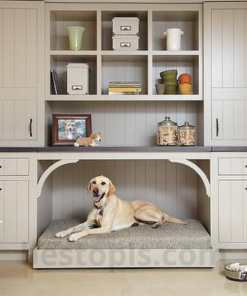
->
0, 159, 29, 176
218, 158, 247, 175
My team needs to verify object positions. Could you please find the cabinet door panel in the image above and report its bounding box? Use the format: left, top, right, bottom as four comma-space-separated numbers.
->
219, 181, 231, 242
219, 181, 246, 243
233, 10, 245, 87
212, 100, 247, 141
2, 181, 28, 244
1, 100, 36, 141
0, 2, 44, 146
0, 181, 4, 243
2, 9, 15, 88
4, 181, 17, 243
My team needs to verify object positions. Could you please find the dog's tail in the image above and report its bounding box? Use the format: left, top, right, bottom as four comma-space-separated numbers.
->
162, 212, 186, 225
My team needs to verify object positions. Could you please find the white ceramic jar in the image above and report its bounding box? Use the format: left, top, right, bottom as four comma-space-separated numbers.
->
163, 28, 184, 51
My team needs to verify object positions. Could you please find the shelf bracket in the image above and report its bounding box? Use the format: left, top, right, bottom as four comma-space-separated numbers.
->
37, 159, 79, 198
169, 159, 211, 198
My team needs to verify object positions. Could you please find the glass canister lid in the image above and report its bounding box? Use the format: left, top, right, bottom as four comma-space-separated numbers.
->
179, 121, 195, 128
158, 116, 177, 127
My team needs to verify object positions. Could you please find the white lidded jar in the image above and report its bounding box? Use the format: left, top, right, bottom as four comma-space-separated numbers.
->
163, 28, 184, 51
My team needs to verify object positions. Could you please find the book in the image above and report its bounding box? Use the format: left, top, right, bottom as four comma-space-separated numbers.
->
109, 81, 140, 85
50, 70, 61, 95
109, 92, 141, 95
108, 87, 141, 93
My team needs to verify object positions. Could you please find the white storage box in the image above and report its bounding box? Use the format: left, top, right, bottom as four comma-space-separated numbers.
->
112, 35, 139, 51
66, 63, 89, 95
112, 17, 139, 35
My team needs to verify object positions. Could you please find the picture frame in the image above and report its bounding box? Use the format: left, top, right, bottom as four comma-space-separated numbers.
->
52, 114, 92, 146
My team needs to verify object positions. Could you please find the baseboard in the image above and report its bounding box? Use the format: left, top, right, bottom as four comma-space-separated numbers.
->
33, 248, 215, 269
218, 250, 247, 260
0, 251, 28, 261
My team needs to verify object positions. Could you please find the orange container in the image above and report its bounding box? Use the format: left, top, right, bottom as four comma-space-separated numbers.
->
178, 73, 192, 84
179, 83, 192, 94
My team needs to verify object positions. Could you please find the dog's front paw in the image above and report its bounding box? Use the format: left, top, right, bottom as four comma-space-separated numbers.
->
68, 233, 81, 242
55, 231, 67, 238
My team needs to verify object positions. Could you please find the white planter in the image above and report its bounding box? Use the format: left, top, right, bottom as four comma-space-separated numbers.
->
164, 28, 184, 51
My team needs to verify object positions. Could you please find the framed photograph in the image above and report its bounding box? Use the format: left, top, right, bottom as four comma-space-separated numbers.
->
52, 114, 92, 145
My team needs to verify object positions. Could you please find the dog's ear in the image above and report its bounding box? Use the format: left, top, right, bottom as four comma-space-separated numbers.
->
87, 181, 92, 192
108, 181, 116, 197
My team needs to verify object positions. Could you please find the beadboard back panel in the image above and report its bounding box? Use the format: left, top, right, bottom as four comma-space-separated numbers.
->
52, 101, 199, 146
52, 160, 197, 221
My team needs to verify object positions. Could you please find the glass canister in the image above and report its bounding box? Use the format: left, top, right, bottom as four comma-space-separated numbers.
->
157, 116, 178, 146
178, 121, 195, 146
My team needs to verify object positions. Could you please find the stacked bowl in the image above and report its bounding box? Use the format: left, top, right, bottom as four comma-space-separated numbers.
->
160, 70, 178, 95
178, 73, 192, 94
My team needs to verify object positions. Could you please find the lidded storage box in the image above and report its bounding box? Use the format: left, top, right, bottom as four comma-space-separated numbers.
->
157, 116, 178, 146
112, 35, 139, 51
178, 121, 195, 146
67, 63, 89, 95
112, 17, 139, 35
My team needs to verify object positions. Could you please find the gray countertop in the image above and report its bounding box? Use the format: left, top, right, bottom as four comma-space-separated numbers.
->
0, 146, 246, 152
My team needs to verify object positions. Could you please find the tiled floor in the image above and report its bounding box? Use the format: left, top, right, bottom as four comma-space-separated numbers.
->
0, 260, 246, 296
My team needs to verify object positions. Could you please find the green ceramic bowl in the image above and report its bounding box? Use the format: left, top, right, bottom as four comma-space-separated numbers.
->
160, 70, 178, 81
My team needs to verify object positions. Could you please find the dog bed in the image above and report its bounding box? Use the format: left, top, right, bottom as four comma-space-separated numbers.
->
37, 218, 211, 250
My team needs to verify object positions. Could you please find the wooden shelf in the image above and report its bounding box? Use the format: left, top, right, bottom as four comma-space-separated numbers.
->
50, 50, 97, 56
47, 94, 202, 101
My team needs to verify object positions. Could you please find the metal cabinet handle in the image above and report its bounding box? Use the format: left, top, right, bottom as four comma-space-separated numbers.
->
29, 118, 33, 137
216, 118, 219, 137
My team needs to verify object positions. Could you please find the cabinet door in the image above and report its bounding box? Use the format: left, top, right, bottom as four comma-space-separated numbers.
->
218, 181, 247, 243
0, 181, 29, 244
204, 3, 247, 146
0, 2, 44, 146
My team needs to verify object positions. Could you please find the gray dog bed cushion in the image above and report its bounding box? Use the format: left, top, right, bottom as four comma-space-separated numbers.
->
37, 218, 211, 250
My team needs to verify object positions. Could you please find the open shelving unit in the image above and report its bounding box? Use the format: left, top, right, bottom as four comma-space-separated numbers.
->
46, 3, 202, 102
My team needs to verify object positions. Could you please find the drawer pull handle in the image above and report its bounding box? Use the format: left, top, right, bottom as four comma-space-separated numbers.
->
0, 188, 2, 191
120, 25, 131, 31
245, 165, 247, 168
0, 220, 2, 224
120, 42, 131, 48
0, 166, 2, 168
72, 85, 82, 90
29, 118, 33, 138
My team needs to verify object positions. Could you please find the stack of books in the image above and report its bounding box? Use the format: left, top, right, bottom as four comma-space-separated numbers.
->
108, 81, 141, 95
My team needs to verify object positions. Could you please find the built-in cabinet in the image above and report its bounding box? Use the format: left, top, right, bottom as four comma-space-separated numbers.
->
212, 153, 247, 249
0, 156, 31, 250
204, 2, 247, 146
0, 1, 45, 147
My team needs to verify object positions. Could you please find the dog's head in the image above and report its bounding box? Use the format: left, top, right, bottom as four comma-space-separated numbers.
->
90, 131, 102, 142
64, 121, 77, 133
87, 175, 116, 205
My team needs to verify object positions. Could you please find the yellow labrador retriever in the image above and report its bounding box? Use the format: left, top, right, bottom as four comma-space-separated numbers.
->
56, 175, 186, 242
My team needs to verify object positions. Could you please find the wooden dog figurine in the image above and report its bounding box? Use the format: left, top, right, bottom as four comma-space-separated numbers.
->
74, 131, 102, 147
